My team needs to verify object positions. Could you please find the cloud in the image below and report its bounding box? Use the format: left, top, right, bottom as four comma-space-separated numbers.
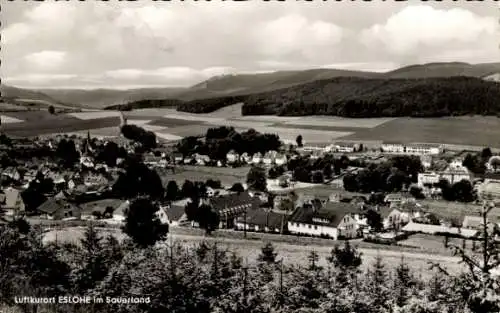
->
360, 5, 498, 55
253, 14, 344, 58
25, 50, 67, 70
2, 23, 32, 45
2, 2, 499, 89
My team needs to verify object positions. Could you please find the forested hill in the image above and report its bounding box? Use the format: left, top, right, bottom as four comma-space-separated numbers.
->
177, 76, 500, 118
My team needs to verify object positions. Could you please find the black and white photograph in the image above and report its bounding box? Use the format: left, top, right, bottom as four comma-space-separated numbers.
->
1, 0, 500, 312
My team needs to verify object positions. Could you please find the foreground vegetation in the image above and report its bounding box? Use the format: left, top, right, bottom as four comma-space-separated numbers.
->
2, 200, 500, 313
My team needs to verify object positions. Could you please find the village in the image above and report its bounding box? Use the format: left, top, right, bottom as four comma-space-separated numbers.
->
0, 114, 499, 253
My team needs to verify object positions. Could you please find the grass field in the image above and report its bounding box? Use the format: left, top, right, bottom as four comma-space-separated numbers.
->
4, 107, 500, 150
343, 116, 500, 148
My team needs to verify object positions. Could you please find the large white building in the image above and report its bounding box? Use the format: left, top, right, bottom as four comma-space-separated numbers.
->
381, 142, 443, 156
417, 168, 471, 187
287, 202, 359, 240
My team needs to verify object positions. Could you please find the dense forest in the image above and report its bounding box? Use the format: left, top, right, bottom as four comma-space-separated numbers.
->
176, 95, 248, 113
104, 99, 184, 111
241, 76, 500, 117
175, 76, 500, 117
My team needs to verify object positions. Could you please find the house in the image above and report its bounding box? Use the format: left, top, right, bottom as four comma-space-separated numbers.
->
381, 141, 405, 154
80, 156, 95, 168
287, 202, 359, 240
204, 191, 258, 228
263, 152, 274, 165
381, 142, 442, 155
384, 193, 415, 206
23, 169, 38, 183
378, 207, 412, 230
1, 187, 25, 217
173, 153, 184, 164
144, 155, 165, 167
240, 152, 252, 164
478, 179, 500, 200
405, 144, 443, 156
420, 155, 433, 169
417, 169, 471, 187
37, 199, 82, 220
226, 150, 239, 164
183, 156, 195, 165
194, 154, 210, 166
2, 167, 21, 181
155, 205, 170, 225
235, 209, 288, 233
251, 153, 263, 164
334, 142, 361, 153
274, 153, 287, 166
162, 201, 188, 226
108, 200, 130, 224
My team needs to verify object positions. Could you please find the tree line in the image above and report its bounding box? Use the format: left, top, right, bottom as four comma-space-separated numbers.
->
176, 126, 281, 160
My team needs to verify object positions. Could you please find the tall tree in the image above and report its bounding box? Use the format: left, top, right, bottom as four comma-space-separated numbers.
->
165, 180, 179, 201
246, 165, 267, 192
122, 197, 169, 248
296, 135, 303, 147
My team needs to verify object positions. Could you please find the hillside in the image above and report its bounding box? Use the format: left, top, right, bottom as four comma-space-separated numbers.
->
0, 85, 65, 105
239, 76, 500, 117
385, 62, 500, 79
5, 62, 500, 111
39, 87, 187, 109
181, 68, 382, 100
104, 98, 184, 111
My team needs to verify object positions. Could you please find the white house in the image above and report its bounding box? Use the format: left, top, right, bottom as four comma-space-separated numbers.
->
381, 142, 442, 155
194, 154, 210, 166
381, 142, 405, 154
334, 142, 360, 153
379, 207, 412, 230
287, 202, 359, 240
274, 153, 287, 166
226, 150, 239, 164
263, 152, 274, 165
405, 144, 442, 156
417, 169, 471, 187
251, 153, 263, 164
240, 152, 252, 164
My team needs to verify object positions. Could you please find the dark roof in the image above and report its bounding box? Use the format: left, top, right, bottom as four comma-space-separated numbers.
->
209, 191, 255, 217
37, 199, 79, 214
289, 202, 359, 228
166, 204, 185, 221
236, 209, 286, 229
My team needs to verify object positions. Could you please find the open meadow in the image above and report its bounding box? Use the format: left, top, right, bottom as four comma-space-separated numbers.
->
3, 107, 500, 149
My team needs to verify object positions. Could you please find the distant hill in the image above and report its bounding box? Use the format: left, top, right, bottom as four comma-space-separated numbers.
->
38, 87, 187, 109
385, 62, 500, 79
5, 62, 500, 112
1, 85, 64, 105
240, 76, 500, 117
181, 68, 382, 100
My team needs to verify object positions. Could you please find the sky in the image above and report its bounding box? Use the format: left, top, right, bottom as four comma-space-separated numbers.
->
1, 1, 499, 89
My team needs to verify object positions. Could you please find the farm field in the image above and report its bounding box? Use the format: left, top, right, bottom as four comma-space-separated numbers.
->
343, 116, 500, 148
42, 226, 465, 278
